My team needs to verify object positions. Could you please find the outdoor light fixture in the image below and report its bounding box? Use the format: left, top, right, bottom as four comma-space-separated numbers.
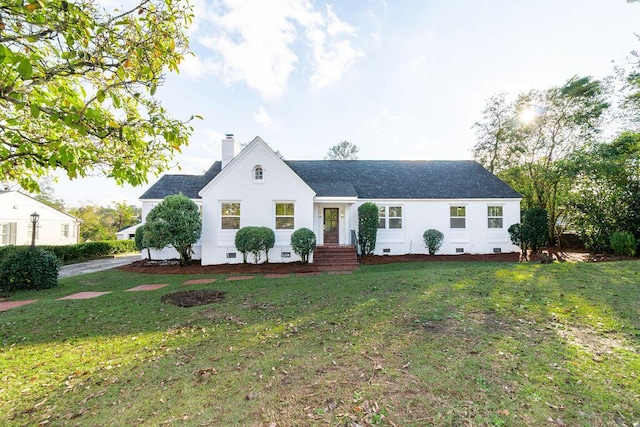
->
30, 211, 39, 248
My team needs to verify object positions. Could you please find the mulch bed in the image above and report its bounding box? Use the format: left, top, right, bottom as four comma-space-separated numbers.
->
119, 260, 322, 275
360, 252, 519, 264
118, 251, 636, 275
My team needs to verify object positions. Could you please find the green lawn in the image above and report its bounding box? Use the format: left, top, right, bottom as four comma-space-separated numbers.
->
1, 261, 639, 426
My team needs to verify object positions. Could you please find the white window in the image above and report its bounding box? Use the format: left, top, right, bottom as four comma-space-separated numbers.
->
275, 203, 294, 229
378, 206, 403, 229
221, 202, 240, 229
450, 206, 466, 229
254, 165, 263, 181
26, 223, 39, 242
378, 207, 386, 229
61, 223, 70, 238
488, 206, 504, 229
1, 223, 17, 245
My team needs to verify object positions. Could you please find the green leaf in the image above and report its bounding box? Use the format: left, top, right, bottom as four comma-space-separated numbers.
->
111, 93, 121, 108
30, 104, 40, 118
17, 58, 33, 79
96, 89, 105, 103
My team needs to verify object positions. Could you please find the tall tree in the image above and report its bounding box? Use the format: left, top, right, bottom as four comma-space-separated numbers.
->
472, 76, 610, 243
566, 132, 640, 252
67, 201, 141, 241
30, 177, 65, 210
325, 141, 359, 160
0, 0, 197, 193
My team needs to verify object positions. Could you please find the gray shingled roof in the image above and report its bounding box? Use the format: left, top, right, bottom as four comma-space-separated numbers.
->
139, 162, 221, 199
286, 160, 521, 199
139, 160, 520, 200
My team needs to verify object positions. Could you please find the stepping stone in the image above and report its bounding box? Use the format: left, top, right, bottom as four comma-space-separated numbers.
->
296, 272, 322, 277
264, 274, 290, 279
126, 284, 169, 291
58, 292, 111, 300
0, 300, 39, 311
226, 276, 254, 281
328, 271, 353, 275
183, 278, 218, 285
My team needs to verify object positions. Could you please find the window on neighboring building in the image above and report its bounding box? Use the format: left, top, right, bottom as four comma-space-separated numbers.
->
61, 223, 69, 238
1, 223, 17, 245
275, 203, 295, 229
378, 206, 403, 229
26, 223, 39, 242
488, 206, 503, 229
450, 206, 466, 228
254, 165, 263, 181
221, 202, 241, 229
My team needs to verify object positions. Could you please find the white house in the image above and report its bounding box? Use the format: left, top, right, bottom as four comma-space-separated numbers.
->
0, 191, 81, 246
140, 136, 522, 264
116, 223, 142, 241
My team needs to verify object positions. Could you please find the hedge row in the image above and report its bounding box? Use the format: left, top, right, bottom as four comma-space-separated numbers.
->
0, 240, 137, 264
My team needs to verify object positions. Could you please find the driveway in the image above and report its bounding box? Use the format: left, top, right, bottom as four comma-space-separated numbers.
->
59, 254, 140, 278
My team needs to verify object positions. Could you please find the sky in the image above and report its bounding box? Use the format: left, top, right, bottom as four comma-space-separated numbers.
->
51, 0, 640, 207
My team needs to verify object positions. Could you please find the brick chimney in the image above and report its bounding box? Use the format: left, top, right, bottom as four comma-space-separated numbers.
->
221, 134, 237, 168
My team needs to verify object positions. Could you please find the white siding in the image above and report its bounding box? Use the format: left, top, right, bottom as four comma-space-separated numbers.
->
0, 192, 80, 246
199, 139, 315, 265
350, 199, 521, 255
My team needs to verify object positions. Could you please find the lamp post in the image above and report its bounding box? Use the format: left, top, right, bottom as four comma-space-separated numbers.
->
30, 212, 40, 249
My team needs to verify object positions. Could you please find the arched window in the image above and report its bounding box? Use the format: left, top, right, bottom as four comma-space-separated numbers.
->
254, 165, 263, 181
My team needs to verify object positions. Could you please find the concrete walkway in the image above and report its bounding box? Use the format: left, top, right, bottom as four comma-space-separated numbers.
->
58, 254, 140, 278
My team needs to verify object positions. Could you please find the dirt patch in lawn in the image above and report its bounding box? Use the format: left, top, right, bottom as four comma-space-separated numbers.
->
161, 290, 226, 307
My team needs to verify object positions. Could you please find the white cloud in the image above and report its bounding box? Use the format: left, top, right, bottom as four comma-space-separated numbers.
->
364, 106, 400, 136
194, 0, 361, 98
178, 53, 219, 80
254, 107, 281, 131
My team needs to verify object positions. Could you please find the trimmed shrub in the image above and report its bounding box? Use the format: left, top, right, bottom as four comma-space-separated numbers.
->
0, 248, 60, 292
257, 227, 275, 263
291, 228, 316, 263
509, 223, 533, 261
145, 194, 202, 266
610, 231, 636, 256
523, 207, 548, 253
358, 202, 379, 255
508, 207, 549, 261
234, 226, 275, 264
235, 226, 258, 263
0, 241, 137, 264
423, 229, 444, 255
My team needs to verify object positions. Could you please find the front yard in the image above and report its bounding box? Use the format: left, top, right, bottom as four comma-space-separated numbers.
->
1, 261, 639, 426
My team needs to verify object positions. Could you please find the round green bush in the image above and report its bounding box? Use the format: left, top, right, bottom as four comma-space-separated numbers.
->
291, 228, 316, 263
423, 229, 444, 255
234, 226, 275, 263
0, 248, 60, 292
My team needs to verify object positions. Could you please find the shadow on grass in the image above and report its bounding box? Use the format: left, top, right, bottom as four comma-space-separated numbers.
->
1, 261, 639, 425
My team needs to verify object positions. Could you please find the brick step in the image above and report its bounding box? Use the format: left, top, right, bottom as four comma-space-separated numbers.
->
316, 264, 359, 271
313, 245, 358, 271
314, 262, 359, 268
313, 253, 358, 260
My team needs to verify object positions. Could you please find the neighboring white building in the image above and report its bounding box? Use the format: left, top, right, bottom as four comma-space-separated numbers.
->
140, 136, 522, 264
116, 223, 142, 240
0, 191, 81, 246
